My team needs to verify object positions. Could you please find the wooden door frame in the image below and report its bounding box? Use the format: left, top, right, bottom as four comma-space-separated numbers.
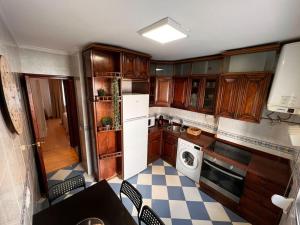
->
21, 73, 81, 193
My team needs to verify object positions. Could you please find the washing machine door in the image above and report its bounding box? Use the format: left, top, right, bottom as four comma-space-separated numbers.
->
179, 149, 198, 170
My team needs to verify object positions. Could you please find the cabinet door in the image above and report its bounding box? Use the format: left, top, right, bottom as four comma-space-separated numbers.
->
162, 141, 177, 167
171, 77, 188, 109
215, 75, 242, 118
186, 78, 203, 111
155, 64, 174, 76
148, 134, 161, 164
200, 77, 219, 114
236, 73, 271, 122
136, 57, 149, 79
155, 77, 173, 106
122, 53, 136, 78
149, 77, 156, 106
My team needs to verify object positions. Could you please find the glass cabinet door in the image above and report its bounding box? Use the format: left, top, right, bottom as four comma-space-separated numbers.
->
187, 78, 202, 111
202, 78, 218, 113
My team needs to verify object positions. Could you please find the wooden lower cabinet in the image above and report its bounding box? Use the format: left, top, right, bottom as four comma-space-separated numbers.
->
148, 129, 162, 164
238, 172, 285, 225
161, 131, 178, 167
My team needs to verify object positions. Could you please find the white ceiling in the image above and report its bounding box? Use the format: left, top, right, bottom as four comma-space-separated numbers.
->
0, 0, 300, 60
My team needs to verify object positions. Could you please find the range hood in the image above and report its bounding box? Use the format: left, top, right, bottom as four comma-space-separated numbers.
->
267, 42, 300, 115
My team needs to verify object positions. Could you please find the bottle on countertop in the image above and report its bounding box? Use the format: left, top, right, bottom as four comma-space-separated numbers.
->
158, 115, 164, 127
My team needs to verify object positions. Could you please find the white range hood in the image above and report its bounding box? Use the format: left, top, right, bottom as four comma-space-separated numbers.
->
267, 42, 300, 115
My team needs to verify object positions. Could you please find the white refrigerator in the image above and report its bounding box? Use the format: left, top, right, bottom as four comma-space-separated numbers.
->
122, 94, 149, 180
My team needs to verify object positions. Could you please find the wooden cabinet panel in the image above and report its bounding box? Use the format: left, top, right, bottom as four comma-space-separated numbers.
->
136, 56, 149, 78
236, 73, 271, 122
171, 77, 188, 109
155, 77, 173, 106
216, 75, 241, 118
148, 130, 162, 164
161, 132, 178, 167
122, 53, 136, 78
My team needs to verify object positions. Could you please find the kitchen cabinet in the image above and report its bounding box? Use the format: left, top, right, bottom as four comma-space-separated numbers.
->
148, 129, 162, 164
174, 63, 191, 76
122, 53, 149, 79
200, 76, 219, 114
186, 75, 219, 114
236, 73, 271, 122
171, 77, 188, 109
216, 72, 272, 122
155, 64, 174, 76
161, 131, 178, 167
155, 77, 173, 106
216, 74, 243, 118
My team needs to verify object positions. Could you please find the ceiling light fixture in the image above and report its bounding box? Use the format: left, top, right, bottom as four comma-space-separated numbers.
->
138, 17, 188, 44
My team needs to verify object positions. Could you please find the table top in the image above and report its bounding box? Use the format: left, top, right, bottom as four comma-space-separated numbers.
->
33, 180, 137, 225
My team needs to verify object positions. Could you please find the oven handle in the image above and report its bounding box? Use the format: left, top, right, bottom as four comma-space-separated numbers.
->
203, 160, 244, 180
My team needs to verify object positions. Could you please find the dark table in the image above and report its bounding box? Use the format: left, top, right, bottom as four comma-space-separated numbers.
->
33, 180, 137, 225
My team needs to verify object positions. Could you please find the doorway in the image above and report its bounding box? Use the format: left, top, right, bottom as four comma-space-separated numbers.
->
22, 74, 80, 192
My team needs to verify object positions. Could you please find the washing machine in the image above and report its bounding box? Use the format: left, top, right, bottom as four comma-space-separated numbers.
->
176, 138, 203, 182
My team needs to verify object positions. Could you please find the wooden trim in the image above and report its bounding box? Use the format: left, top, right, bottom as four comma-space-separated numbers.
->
21, 73, 72, 80
83, 43, 151, 58
221, 71, 273, 76
151, 54, 223, 64
223, 43, 280, 56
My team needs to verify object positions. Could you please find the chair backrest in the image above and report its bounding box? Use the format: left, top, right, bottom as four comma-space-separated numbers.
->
120, 180, 143, 214
139, 205, 165, 225
48, 174, 86, 205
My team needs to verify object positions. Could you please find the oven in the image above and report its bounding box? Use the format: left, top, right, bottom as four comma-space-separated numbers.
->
200, 153, 246, 203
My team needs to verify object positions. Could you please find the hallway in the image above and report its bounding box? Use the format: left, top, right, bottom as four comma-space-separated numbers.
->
42, 119, 79, 173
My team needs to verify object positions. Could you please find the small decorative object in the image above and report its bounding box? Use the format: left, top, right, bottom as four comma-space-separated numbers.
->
101, 117, 112, 130
97, 88, 105, 96
111, 78, 120, 130
187, 127, 201, 136
76, 217, 105, 225
158, 115, 164, 127
0, 55, 23, 134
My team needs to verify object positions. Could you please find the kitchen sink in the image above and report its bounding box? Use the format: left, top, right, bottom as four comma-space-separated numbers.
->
167, 125, 185, 133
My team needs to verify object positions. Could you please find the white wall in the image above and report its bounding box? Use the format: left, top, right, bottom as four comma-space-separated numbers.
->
0, 11, 40, 225
19, 48, 72, 76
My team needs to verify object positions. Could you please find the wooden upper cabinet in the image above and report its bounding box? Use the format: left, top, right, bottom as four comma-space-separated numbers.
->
216, 72, 272, 122
200, 77, 219, 114
135, 56, 149, 78
122, 53, 149, 79
122, 53, 136, 78
236, 73, 271, 122
186, 78, 202, 111
172, 77, 188, 109
215, 74, 241, 118
155, 77, 173, 106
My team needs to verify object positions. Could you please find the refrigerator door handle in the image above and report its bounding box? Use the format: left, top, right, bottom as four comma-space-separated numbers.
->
124, 116, 148, 122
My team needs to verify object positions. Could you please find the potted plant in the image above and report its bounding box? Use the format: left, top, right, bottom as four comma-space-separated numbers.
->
97, 88, 105, 96
101, 116, 112, 130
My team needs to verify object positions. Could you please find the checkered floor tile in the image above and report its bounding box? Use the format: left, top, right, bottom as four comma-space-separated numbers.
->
108, 159, 251, 225
46, 160, 251, 225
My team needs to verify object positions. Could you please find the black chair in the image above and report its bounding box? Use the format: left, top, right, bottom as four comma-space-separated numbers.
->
139, 205, 165, 225
120, 180, 143, 215
48, 174, 86, 205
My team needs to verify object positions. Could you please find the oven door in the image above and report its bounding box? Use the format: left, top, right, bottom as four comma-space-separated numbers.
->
200, 159, 245, 202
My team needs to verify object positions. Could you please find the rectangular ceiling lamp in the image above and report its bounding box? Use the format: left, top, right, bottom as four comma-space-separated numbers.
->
138, 17, 188, 44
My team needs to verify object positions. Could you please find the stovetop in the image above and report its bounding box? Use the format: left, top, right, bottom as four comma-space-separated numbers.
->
212, 141, 252, 165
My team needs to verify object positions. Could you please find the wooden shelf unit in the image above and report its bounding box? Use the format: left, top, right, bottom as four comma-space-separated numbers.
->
83, 47, 123, 181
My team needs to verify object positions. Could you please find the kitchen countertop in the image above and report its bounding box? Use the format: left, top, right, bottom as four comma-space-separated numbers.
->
149, 125, 290, 186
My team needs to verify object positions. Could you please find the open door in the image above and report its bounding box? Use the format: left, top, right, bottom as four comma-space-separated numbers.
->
24, 75, 48, 193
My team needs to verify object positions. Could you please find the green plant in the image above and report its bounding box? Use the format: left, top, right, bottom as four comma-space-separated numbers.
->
101, 117, 112, 126
112, 78, 120, 129
97, 88, 105, 96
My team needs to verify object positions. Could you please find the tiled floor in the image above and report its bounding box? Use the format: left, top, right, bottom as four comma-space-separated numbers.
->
47, 159, 251, 225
